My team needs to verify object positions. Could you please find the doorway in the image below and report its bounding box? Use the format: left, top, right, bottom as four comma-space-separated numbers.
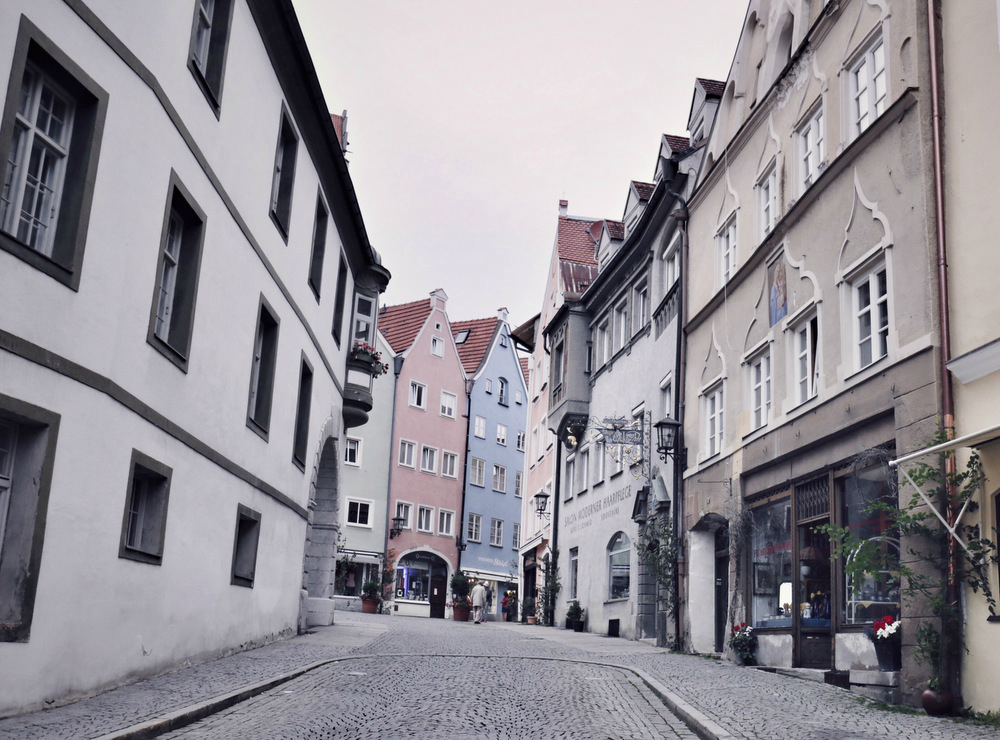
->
714, 526, 730, 653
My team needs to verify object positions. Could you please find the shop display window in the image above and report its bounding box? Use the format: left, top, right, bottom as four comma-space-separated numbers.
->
750, 497, 792, 628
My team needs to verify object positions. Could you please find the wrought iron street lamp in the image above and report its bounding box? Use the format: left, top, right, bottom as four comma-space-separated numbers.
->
654, 416, 685, 464
534, 490, 551, 520
389, 515, 405, 539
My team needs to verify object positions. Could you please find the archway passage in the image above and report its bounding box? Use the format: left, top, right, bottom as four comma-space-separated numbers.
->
396, 551, 449, 618
302, 436, 339, 627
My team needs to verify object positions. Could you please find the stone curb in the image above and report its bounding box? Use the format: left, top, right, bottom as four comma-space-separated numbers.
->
630, 666, 735, 740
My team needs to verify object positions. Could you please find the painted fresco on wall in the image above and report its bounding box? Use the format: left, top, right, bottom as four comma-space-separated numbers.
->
768, 256, 788, 326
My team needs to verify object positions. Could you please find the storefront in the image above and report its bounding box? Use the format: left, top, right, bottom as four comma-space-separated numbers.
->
394, 551, 448, 618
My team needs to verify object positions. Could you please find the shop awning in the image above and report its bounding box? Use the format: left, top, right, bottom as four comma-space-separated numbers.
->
889, 421, 1000, 556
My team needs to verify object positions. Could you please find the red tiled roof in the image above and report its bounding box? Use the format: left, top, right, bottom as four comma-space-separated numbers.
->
561, 261, 600, 298
451, 317, 497, 375
606, 220, 625, 240
663, 134, 691, 153
519, 356, 529, 385
587, 220, 605, 243
378, 298, 433, 354
557, 216, 600, 266
633, 181, 655, 201
697, 78, 726, 98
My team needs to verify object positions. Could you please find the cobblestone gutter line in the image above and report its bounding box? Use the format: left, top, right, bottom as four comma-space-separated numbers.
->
631, 668, 734, 740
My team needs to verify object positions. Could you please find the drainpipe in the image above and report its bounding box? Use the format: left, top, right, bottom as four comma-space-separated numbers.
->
926, 0, 960, 701
383, 355, 404, 595
458, 378, 475, 574
668, 188, 689, 651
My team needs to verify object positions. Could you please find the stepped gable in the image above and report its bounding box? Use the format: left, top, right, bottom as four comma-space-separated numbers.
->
452, 317, 497, 375
378, 298, 433, 354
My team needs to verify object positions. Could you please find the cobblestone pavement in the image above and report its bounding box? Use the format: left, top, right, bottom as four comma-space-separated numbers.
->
1, 613, 995, 739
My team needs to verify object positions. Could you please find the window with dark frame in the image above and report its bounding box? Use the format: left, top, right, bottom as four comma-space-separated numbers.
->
0, 21, 109, 290
119, 450, 171, 566
269, 111, 298, 239
346, 499, 371, 526
247, 298, 279, 437
187, 0, 234, 113
148, 173, 205, 370
231, 504, 261, 588
292, 355, 313, 469
332, 255, 347, 345
308, 193, 328, 299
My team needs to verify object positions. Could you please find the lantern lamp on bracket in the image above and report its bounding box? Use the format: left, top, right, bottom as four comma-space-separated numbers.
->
534, 490, 551, 520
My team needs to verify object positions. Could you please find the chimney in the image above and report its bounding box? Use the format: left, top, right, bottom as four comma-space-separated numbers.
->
497, 307, 509, 322
558, 199, 568, 216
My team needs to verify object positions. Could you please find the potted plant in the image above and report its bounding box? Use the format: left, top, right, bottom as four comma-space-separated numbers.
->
566, 600, 585, 632
522, 596, 536, 624
350, 340, 389, 377
728, 622, 757, 666
450, 570, 472, 621
360, 580, 381, 614
866, 615, 902, 671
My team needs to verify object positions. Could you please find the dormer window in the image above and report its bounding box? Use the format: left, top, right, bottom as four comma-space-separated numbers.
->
455, 329, 469, 344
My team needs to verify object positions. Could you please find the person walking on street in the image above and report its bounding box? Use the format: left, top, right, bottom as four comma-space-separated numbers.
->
471, 580, 487, 624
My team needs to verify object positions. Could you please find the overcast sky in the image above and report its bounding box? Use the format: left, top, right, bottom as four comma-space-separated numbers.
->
291, 0, 749, 328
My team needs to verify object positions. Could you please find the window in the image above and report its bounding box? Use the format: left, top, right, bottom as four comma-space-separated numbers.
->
496, 424, 507, 446
552, 338, 565, 389
440, 391, 457, 419
633, 281, 649, 333
514, 471, 523, 497
750, 351, 771, 431
420, 445, 438, 474
608, 532, 631, 600
500, 334, 507, 347
490, 518, 503, 547
247, 298, 279, 437
0, 24, 109, 289
231, 504, 261, 588
353, 293, 376, 345
854, 266, 889, 369
292, 356, 313, 468
799, 106, 825, 192
596, 320, 610, 367
793, 315, 819, 404
398, 439, 416, 468
512, 523, 520, 550
614, 301, 628, 351
758, 166, 777, 239
569, 547, 579, 599
438, 509, 454, 537
474, 415, 486, 438
188, 0, 234, 111
344, 437, 361, 466
409, 381, 426, 409
704, 383, 724, 457
269, 110, 298, 239
471, 457, 485, 487
594, 440, 605, 482
577, 448, 589, 493
395, 501, 412, 530
516, 430, 526, 451
332, 255, 347, 345
148, 173, 206, 370
485, 379, 493, 394
493, 464, 506, 492
498, 378, 508, 405
749, 497, 792, 628
660, 377, 673, 420
515, 389, 523, 404
307, 193, 328, 299
417, 505, 433, 533
467, 513, 482, 543
119, 450, 171, 565
455, 329, 470, 344
565, 457, 575, 501
441, 451, 459, 478
850, 36, 886, 139
346, 499, 371, 526
431, 336, 444, 357
718, 216, 737, 285
662, 237, 680, 288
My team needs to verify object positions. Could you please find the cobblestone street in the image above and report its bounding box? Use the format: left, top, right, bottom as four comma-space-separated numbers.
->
1, 613, 996, 739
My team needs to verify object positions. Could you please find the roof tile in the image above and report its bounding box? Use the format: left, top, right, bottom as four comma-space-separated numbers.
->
451, 317, 497, 375
378, 298, 433, 354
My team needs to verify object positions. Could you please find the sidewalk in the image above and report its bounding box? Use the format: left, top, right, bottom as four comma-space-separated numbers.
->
1, 613, 994, 739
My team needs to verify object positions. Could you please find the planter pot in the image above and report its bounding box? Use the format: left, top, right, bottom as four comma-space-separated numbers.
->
873, 640, 901, 671
453, 605, 471, 622
526, 615, 537, 624
573, 620, 584, 633
360, 598, 379, 614
922, 689, 953, 716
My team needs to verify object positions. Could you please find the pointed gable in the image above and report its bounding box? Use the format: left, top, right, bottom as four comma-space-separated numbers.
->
378, 297, 433, 354
452, 317, 498, 375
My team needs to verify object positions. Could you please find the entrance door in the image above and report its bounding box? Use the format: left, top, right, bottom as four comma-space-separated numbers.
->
795, 476, 832, 669
714, 526, 730, 653
429, 574, 446, 618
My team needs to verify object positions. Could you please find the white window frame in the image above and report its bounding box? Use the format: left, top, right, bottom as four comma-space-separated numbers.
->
565, 456, 575, 500
471, 457, 486, 487
596, 319, 610, 367
496, 423, 507, 446
498, 378, 508, 405
420, 445, 438, 474
632, 280, 649, 334
717, 216, 737, 286
758, 165, 777, 240
662, 236, 680, 290
614, 300, 628, 351
749, 350, 772, 431
474, 415, 486, 438
438, 509, 455, 537
608, 532, 631, 600
492, 464, 506, 492
849, 35, 886, 140
441, 450, 459, 479
798, 105, 825, 193
490, 518, 503, 547
594, 439, 606, 483
408, 380, 426, 409
577, 447, 590, 493
514, 471, 523, 498
467, 513, 482, 543
417, 505, 434, 533
515, 389, 523, 404
791, 313, 820, 405
345, 498, 373, 528
344, 437, 361, 466
395, 501, 412, 530
703, 382, 724, 458
516, 430, 526, 451
398, 439, 416, 468
440, 390, 457, 419
853, 263, 890, 369
430, 335, 444, 357
352, 293, 375, 345
512, 523, 520, 549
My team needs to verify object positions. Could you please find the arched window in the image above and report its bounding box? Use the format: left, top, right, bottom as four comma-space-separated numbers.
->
608, 532, 631, 600
498, 377, 508, 406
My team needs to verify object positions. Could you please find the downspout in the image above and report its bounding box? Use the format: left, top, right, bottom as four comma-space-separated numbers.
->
926, 0, 960, 701
668, 189, 689, 651
458, 378, 475, 573
383, 355, 404, 590
551, 430, 562, 624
